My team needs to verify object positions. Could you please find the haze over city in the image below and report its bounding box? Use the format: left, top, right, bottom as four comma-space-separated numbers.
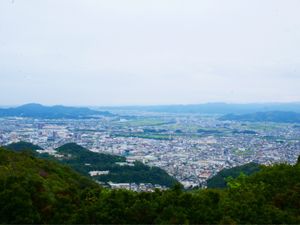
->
1, 0, 300, 106
2, 1, 300, 224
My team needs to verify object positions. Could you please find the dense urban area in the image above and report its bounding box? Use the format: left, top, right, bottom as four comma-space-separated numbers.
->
1, 110, 300, 189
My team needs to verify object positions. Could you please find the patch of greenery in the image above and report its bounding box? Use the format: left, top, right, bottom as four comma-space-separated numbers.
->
2, 150, 300, 224
113, 133, 173, 140
117, 118, 175, 127
53, 143, 178, 187
5, 141, 43, 151
207, 162, 261, 188
0, 148, 98, 224
3, 142, 179, 187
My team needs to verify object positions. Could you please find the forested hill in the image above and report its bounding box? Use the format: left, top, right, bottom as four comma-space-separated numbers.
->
55, 143, 178, 187
3, 141, 178, 187
0, 103, 113, 118
219, 111, 300, 123
5, 141, 43, 151
2, 148, 300, 224
0, 148, 98, 224
207, 162, 261, 188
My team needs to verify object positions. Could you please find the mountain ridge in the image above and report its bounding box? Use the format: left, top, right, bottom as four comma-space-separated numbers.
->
219, 111, 300, 123
0, 103, 113, 118
97, 102, 300, 114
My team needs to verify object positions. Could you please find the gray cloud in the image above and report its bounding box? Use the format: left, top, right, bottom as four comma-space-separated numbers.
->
0, 0, 300, 105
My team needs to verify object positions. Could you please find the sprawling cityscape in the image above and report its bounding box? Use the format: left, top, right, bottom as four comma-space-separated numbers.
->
1, 111, 299, 188
2, 0, 300, 223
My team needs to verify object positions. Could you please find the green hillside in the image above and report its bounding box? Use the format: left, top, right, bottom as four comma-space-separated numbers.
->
3, 142, 178, 187
55, 143, 178, 187
1, 149, 300, 224
207, 162, 261, 188
5, 141, 43, 151
0, 148, 99, 224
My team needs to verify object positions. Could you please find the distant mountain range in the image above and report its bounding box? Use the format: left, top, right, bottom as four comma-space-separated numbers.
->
2, 103, 300, 117
4, 142, 178, 187
0, 103, 113, 118
97, 102, 300, 114
219, 111, 300, 123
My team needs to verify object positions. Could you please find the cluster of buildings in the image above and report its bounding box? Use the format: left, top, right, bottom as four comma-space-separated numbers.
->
107, 182, 168, 192
0, 114, 300, 189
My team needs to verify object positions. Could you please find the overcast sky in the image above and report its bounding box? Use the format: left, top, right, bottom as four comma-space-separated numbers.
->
0, 0, 300, 106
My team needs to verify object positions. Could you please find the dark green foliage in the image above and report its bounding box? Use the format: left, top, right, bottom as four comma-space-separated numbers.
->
5, 141, 43, 151
98, 161, 178, 186
2, 149, 300, 224
232, 129, 257, 134
219, 163, 300, 224
55, 143, 178, 187
207, 162, 261, 188
0, 148, 98, 224
197, 129, 222, 135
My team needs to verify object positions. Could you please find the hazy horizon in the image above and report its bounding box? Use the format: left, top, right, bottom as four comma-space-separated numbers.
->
1, 0, 300, 106
1, 101, 300, 108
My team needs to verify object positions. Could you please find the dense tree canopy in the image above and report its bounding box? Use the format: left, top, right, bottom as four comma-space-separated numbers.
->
5, 141, 43, 152
1, 147, 300, 224
207, 162, 261, 188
